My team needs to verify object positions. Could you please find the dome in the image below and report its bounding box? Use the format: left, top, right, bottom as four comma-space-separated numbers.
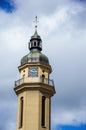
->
21, 51, 49, 65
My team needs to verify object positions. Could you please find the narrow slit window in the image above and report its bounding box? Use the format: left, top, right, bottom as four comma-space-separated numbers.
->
41, 96, 46, 127
42, 74, 45, 83
19, 97, 23, 128
34, 41, 36, 46
38, 42, 40, 46
29, 42, 31, 49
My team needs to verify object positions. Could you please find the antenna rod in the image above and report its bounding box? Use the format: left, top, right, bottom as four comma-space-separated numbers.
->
34, 16, 39, 32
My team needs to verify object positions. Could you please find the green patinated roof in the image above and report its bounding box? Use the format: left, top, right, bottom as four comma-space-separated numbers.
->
21, 51, 49, 65
28, 51, 46, 58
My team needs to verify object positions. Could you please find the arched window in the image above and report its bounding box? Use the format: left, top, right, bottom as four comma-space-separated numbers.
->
42, 74, 45, 83
41, 96, 46, 127
19, 97, 24, 128
32, 41, 34, 47
40, 41, 42, 47
34, 41, 36, 46
38, 41, 40, 46
29, 42, 31, 49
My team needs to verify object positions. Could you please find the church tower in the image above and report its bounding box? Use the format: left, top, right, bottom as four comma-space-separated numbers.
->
14, 17, 56, 130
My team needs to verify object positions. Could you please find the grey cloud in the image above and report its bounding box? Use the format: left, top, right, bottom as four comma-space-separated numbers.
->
14, 0, 71, 23
0, 83, 17, 130
0, 0, 86, 129
69, 8, 86, 29
51, 39, 86, 109
72, 0, 86, 3
46, 22, 86, 124
0, 107, 16, 130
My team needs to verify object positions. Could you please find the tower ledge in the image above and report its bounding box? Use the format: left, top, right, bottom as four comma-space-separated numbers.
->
14, 77, 56, 96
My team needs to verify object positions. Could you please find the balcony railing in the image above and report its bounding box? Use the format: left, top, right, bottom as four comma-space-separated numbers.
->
15, 76, 54, 87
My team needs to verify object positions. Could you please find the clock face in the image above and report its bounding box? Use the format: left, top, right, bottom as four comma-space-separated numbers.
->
29, 68, 38, 77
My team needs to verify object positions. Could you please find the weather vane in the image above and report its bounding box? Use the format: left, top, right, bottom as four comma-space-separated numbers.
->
34, 16, 39, 31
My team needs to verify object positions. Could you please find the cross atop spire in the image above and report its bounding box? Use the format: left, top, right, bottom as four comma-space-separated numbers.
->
34, 16, 39, 32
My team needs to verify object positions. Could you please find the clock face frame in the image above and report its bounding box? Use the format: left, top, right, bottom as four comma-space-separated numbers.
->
28, 67, 38, 77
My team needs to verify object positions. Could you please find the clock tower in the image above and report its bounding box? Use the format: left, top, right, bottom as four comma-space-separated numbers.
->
14, 18, 56, 130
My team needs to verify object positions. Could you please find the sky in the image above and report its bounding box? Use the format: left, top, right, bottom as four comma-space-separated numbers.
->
0, 0, 86, 130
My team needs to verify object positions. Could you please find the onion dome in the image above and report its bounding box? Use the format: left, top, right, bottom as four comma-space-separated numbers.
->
21, 51, 49, 65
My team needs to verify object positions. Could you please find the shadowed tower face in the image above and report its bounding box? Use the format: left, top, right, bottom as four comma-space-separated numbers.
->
14, 18, 56, 130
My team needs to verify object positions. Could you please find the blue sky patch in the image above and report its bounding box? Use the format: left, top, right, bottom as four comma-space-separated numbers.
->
0, 0, 16, 13
74, 0, 86, 2
57, 124, 86, 130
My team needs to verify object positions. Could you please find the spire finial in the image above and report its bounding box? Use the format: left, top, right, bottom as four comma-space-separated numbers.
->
34, 16, 39, 32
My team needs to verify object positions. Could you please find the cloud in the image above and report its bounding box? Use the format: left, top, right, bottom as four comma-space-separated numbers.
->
72, 0, 86, 3
50, 20, 86, 126
0, 0, 86, 130
39, 2, 86, 128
